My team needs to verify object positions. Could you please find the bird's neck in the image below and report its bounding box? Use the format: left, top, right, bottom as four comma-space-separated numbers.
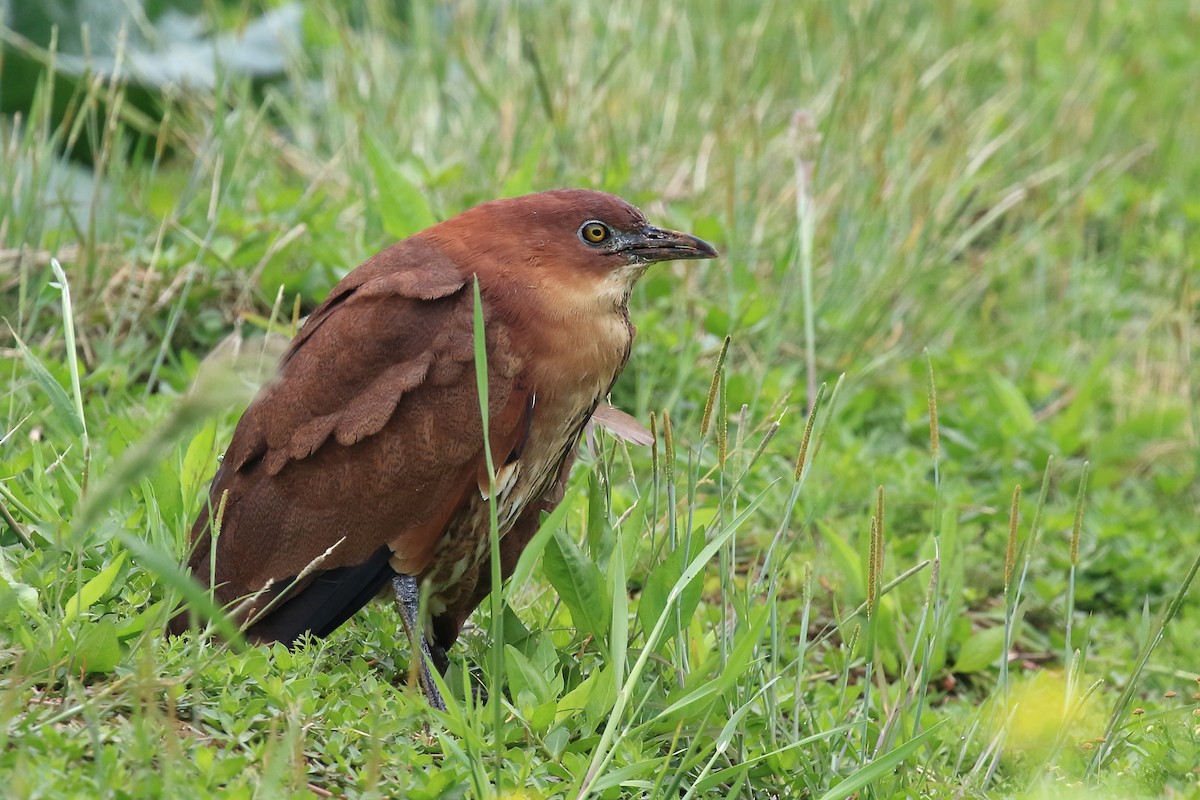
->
525, 299, 634, 407
486, 276, 634, 408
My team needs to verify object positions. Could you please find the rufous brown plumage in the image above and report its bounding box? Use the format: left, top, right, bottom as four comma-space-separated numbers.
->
168, 189, 717, 706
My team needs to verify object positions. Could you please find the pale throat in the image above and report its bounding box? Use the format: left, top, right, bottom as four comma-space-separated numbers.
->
530, 265, 642, 403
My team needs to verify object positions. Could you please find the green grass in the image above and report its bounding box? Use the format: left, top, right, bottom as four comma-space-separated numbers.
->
3, 0, 1199, 797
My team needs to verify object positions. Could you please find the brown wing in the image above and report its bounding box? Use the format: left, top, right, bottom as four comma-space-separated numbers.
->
181, 238, 531, 636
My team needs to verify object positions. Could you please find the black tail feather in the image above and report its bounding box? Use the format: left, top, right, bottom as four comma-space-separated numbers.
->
245, 546, 398, 645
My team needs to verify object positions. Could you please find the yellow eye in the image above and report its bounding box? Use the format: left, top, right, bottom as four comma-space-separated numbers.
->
580, 221, 611, 244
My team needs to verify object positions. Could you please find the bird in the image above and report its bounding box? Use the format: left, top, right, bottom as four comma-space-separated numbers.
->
168, 189, 717, 708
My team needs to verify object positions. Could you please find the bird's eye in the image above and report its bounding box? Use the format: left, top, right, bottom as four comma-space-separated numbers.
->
580, 221, 611, 244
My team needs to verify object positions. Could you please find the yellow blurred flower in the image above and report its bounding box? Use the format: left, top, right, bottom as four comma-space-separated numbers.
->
996, 670, 1102, 753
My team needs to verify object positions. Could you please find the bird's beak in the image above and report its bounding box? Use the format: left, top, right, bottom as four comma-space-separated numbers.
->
617, 225, 719, 264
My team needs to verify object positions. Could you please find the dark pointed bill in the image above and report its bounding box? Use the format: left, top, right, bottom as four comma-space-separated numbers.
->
618, 225, 719, 264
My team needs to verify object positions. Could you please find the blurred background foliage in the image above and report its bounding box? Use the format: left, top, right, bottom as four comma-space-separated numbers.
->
1, 0, 1197, 797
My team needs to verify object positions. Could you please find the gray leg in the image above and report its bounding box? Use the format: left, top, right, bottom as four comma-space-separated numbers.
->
392, 574, 447, 710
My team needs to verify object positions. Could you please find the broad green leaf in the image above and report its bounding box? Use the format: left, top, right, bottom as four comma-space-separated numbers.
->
586, 470, 614, 566
114, 600, 166, 640
364, 134, 436, 240
181, 418, 219, 503
501, 603, 534, 651
556, 666, 617, 731
0, 575, 38, 622
72, 618, 122, 675
508, 477, 586, 590
587, 761, 665, 795
23, 618, 123, 677
542, 527, 610, 639
528, 699, 558, 733
556, 665, 604, 725
62, 552, 127, 624
989, 372, 1036, 435
952, 624, 1007, 674
638, 526, 706, 642
505, 644, 553, 708
1, 446, 33, 478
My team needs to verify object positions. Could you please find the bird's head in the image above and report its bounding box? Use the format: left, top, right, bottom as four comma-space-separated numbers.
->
423, 189, 718, 317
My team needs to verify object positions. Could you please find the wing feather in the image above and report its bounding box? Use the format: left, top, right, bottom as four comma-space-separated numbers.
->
186, 239, 531, 626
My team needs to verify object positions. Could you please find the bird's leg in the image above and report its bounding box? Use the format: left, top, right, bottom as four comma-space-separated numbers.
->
392, 574, 447, 710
